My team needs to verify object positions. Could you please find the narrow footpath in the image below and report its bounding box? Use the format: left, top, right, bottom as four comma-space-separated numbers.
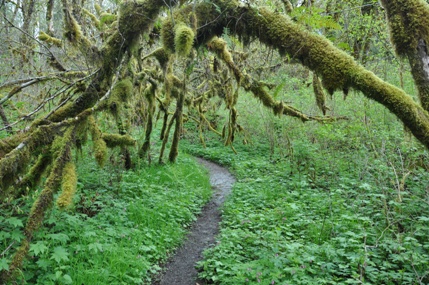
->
152, 158, 235, 285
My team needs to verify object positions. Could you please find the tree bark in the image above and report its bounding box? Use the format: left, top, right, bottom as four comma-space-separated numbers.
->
0, 105, 13, 134
380, 0, 429, 111
46, 0, 55, 35
408, 39, 429, 111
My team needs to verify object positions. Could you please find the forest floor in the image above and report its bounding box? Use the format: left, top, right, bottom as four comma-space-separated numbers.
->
151, 158, 235, 285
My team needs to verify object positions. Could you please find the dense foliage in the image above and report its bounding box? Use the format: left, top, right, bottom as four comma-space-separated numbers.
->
2, 0, 429, 283
1, 150, 211, 284
183, 68, 429, 283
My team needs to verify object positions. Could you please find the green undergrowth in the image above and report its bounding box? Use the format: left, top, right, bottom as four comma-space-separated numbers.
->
182, 100, 429, 284
0, 150, 211, 284
184, 139, 429, 284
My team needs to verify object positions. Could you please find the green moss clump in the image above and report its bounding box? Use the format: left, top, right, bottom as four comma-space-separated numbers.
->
15, 153, 51, 192
102, 133, 136, 148
56, 161, 77, 209
110, 78, 133, 103
381, 0, 429, 56
152, 47, 170, 70
100, 12, 117, 27
0, 132, 25, 158
88, 115, 107, 167
161, 19, 175, 54
38, 31, 63, 47
174, 22, 195, 57
0, 126, 54, 191
313, 73, 329, 115
94, 3, 102, 15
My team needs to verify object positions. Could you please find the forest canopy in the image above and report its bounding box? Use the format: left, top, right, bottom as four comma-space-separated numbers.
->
1, 0, 429, 282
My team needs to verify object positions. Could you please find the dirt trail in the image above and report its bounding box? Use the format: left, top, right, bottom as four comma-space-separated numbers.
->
151, 158, 235, 285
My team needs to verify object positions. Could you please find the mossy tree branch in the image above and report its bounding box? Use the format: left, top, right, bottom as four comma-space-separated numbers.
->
1, 127, 74, 281
168, 0, 429, 149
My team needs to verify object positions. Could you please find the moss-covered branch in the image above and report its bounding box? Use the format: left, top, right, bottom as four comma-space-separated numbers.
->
170, 0, 429, 149
1, 127, 74, 281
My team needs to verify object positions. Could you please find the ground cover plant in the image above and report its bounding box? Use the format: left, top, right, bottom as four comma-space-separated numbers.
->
0, 149, 211, 284
182, 66, 429, 284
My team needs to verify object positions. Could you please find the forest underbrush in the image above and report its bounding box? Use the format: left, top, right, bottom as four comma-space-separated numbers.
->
182, 82, 429, 284
0, 148, 212, 284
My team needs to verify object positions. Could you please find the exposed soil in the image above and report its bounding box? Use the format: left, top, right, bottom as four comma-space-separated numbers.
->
151, 158, 235, 285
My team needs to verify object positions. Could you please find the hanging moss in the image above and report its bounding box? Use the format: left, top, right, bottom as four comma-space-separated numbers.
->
208, 37, 241, 82
0, 132, 25, 158
14, 153, 52, 193
94, 3, 102, 15
281, 0, 294, 13
168, 90, 185, 163
100, 12, 117, 27
88, 115, 107, 167
140, 83, 156, 159
313, 73, 329, 115
102, 133, 136, 148
161, 6, 200, 55
2, 240, 29, 281
56, 160, 77, 209
0, 127, 54, 191
174, 22, 195, 57
82, 8, 101, 29
74, 116, 89, 152
4, 127, 73, 281
107, 78, 133, 119
38, 31, 63, 47
144, 47, 170, 70
111, 78, 133, 103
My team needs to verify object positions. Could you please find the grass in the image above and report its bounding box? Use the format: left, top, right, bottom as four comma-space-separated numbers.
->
1, 149, 212, 284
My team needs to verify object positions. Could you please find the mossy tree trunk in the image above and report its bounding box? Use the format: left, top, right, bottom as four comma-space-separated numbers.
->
408, 40, 429, 111
0, 105, 12, 134
380, 0, 429, 111
168, 89, 185, 163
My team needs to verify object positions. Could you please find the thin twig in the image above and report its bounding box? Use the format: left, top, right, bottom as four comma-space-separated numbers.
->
1, 241, 15, 257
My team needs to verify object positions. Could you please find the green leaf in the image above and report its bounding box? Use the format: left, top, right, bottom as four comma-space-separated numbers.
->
30, 241, 49, 256
272, 83, 285, 99
36, 258, 52, 270
63, 274, 73, 284
46, 233, 70, 244
0, 258, 9, 271
10, 229, 24, 242
5, 217, 23, 228
50, 246, 69, 263
88, 242, 103, 253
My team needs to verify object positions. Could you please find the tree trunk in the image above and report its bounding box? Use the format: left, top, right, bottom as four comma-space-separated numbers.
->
46, 0, 55, 35
20, 0, 36, 44
168, 91, 185, 163
380, 0, 429, 111
408, 39, 429, 111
